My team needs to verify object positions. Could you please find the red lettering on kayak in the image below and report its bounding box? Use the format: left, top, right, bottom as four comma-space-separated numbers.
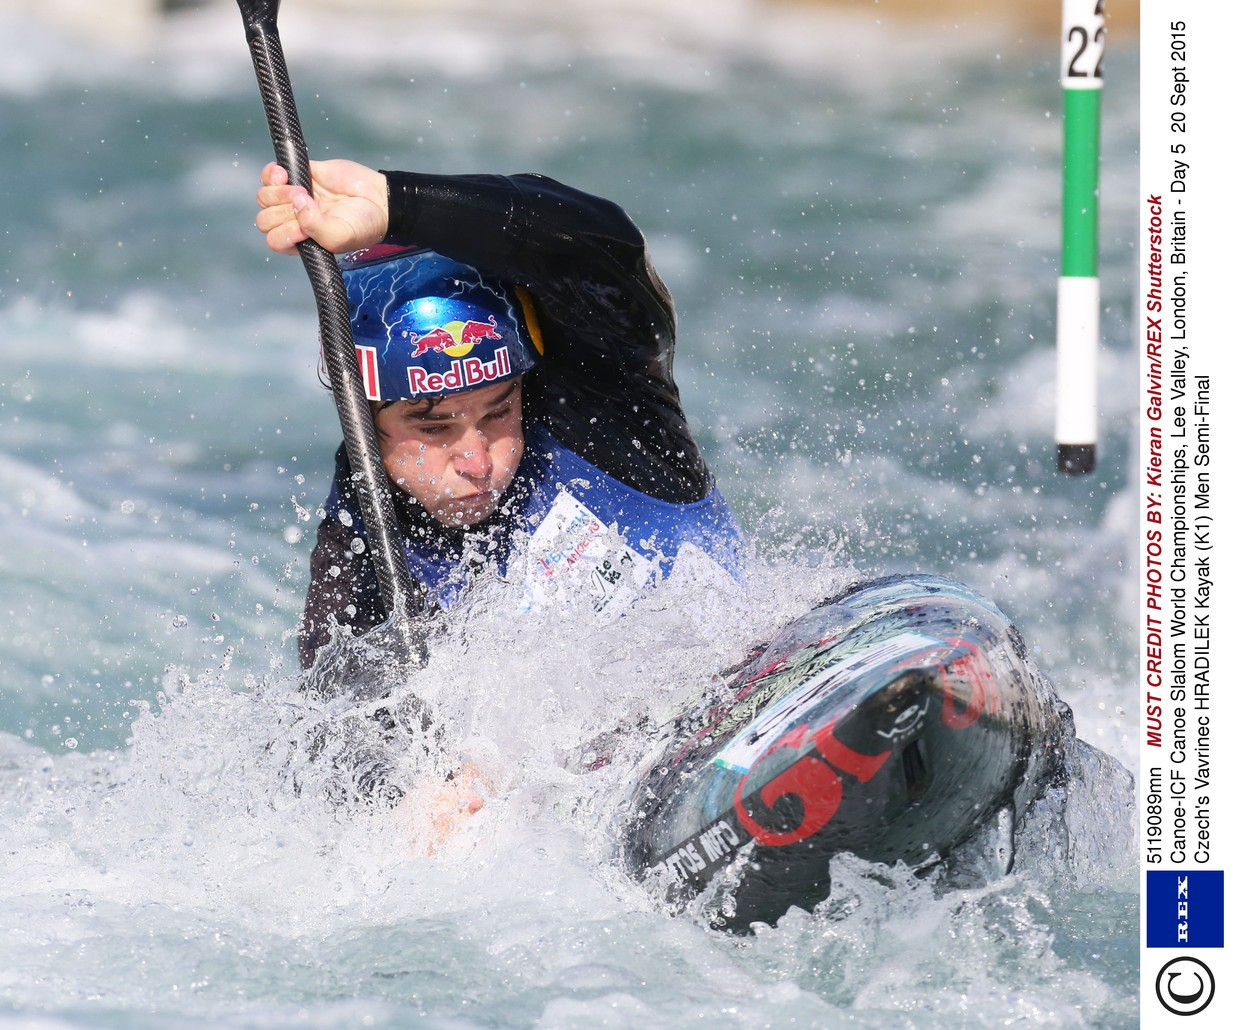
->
734, 639, 999, 848
733, 719, 889, 847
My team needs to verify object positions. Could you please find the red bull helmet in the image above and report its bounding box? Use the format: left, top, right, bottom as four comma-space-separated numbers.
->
338, 245, 543, 401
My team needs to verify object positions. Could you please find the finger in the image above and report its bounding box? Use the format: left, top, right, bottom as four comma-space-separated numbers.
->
289, 188, 328, 239
257, 175, 306, 211
260, 162, 289, 187
288, 190, 358, 253
255, 204, 294, 233
256, 185, 291, 210
264, 222, 306, 256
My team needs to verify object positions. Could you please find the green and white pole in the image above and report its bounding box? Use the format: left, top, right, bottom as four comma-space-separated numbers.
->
1056, 0, 1105, 474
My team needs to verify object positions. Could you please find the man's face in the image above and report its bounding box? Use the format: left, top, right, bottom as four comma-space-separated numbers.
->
374, 379, 525, 528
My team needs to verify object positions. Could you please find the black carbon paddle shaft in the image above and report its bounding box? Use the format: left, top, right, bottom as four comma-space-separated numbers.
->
237, 1, 418, 623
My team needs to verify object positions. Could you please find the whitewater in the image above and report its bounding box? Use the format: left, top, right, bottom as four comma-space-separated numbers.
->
1, 1, 1139, 1026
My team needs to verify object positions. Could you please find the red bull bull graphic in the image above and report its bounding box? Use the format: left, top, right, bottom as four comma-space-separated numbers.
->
407, 316, 502, 358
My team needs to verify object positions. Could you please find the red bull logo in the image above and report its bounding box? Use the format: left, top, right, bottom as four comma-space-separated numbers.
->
407, 316, 502, 358
408, 346, 513, 395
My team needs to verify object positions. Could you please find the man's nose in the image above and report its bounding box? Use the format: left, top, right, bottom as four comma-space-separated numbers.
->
452, 431, 492, 480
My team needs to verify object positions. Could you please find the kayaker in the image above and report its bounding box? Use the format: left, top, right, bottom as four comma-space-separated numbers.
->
254, 160, 745, 669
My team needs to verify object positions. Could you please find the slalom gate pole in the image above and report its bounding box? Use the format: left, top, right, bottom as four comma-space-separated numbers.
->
1056, 0, 1105, 475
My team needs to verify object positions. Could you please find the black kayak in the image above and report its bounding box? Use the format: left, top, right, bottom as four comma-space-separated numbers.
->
618, 574, 1072, 932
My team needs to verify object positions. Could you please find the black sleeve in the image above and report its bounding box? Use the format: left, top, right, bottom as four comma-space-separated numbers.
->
381, 171, 712, 502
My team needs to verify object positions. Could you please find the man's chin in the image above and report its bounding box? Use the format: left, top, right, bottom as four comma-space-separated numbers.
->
431, 494, 499, 528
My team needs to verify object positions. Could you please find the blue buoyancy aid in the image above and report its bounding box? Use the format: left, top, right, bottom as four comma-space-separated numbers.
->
325, 425, 744, 615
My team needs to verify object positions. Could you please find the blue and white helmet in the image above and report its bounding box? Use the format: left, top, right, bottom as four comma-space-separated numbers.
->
337, 245, 543, 401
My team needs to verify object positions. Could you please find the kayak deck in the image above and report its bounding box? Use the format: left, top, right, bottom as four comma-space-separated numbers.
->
619, 574, 1070, 931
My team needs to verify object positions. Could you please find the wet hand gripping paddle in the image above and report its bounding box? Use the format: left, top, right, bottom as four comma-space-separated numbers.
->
236, 1, 424, 667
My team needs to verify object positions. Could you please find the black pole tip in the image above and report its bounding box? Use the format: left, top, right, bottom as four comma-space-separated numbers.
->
1057, 444, 1096, 475
236, 0, 281, 27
